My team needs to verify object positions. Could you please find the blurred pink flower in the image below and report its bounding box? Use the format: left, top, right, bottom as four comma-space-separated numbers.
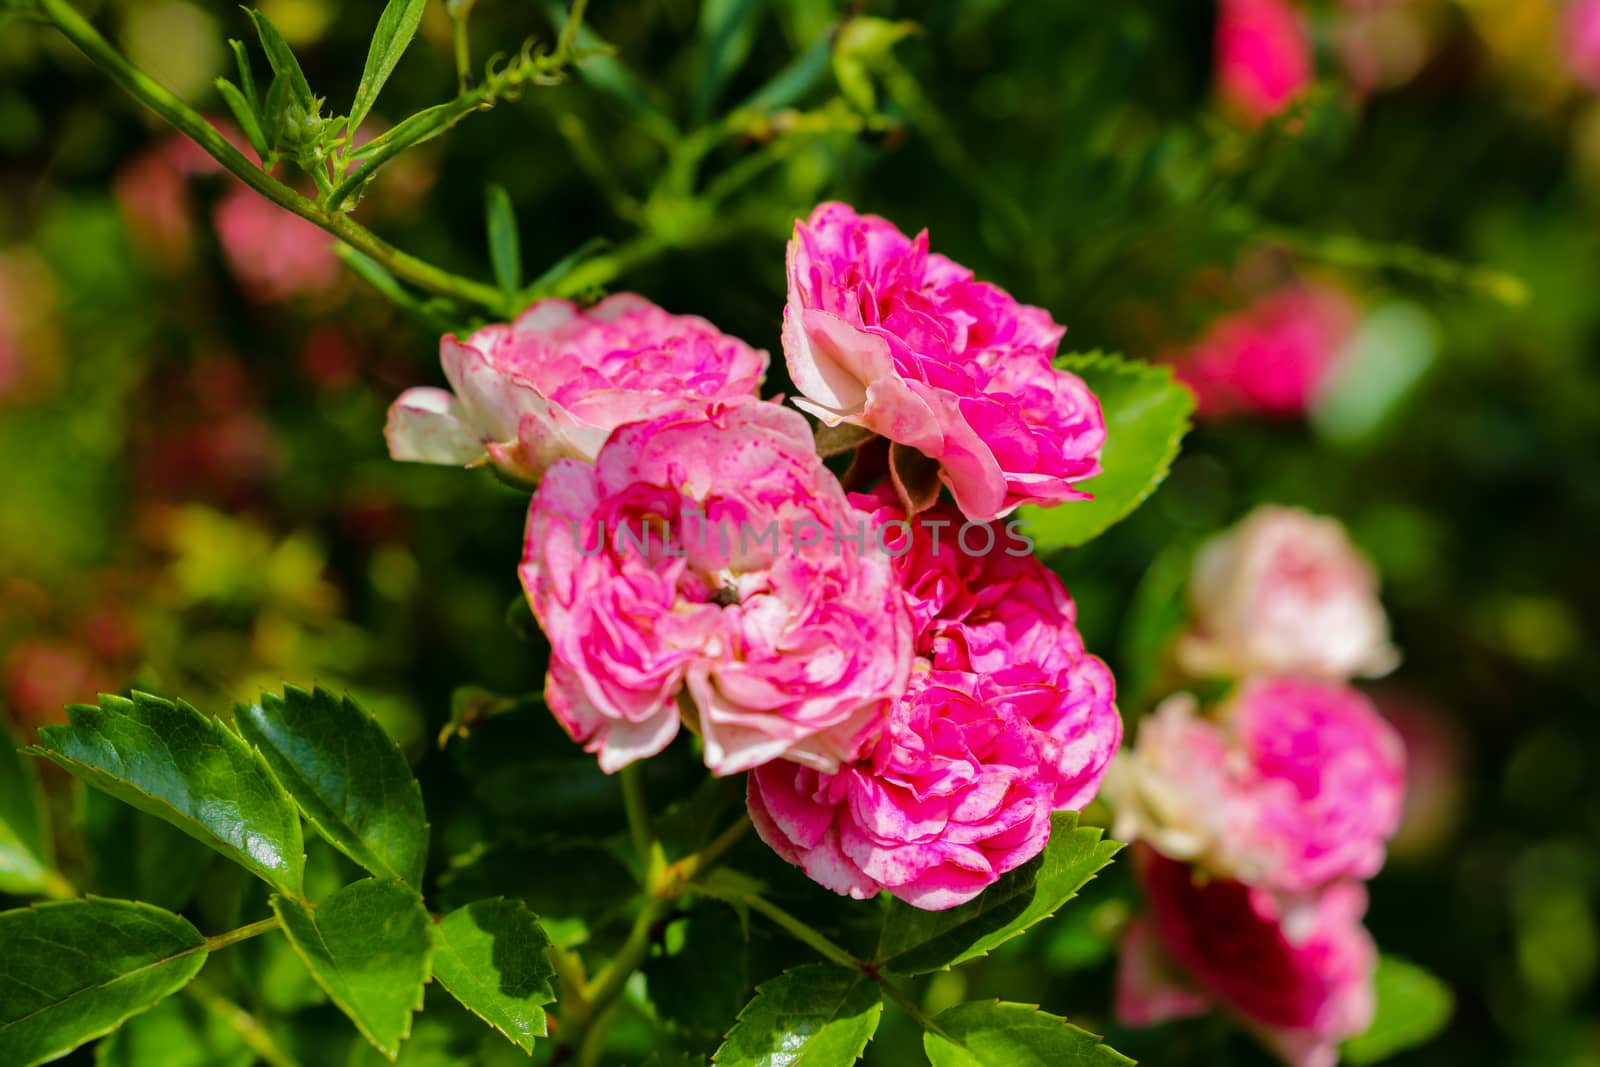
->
1108, 680, 1405, 901
519, 399, 910, 775
1216, 0, 1316, 123
1119, 848, 1377, 1067
748, 669, 1057, 910
1171, 285, 1361, 418
212, 187, 341, 304
388, 295, 768, 484
1566, 0, 1600, 89
1179, 505, 1398, 681
783, 202, 1104, 521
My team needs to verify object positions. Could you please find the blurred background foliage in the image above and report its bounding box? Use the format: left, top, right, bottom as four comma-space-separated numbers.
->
2, 0, 1599, 1064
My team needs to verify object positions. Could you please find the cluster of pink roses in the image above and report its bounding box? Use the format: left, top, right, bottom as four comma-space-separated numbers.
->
387, 203, 1120, 910
1106, 506, 1406, 1067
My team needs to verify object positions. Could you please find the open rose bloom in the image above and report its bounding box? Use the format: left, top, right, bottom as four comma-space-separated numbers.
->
1119, 849, 1377, 1067
748, 496, 1120, 909
388, 295, 768, 483
783, 202, 1105, 521
1179, 505, 1399, 681
519, 399, 909, 775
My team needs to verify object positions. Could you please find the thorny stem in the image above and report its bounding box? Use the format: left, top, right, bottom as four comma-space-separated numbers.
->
32, 0, 586, 317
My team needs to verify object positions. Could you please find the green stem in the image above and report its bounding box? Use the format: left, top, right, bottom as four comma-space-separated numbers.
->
450, 0, 475, 93
696, 882, 955, 1041
619, 764, 663, 881
574, 893, 669, 1041
185, 982, 302, 1067
36, 0, 511, 315
554, 0, 590, 63
205, 915, 281, 952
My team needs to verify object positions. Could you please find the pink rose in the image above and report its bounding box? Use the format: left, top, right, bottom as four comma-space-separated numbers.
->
1566, 0, 1600, 89
1107, 680, 1405, 898
747, 495, 1120, 909
1216, 0, 1315, 124
1119, 848, 1377, 1067
1179, 505, 1398, 681
783, 202, 1105, 522
1171, 285, 1360, 419
1223, 677, 1405, 893
748, 670, 1056, 910
855, 491, 1121, 809
518, 399, 910, 775
387, 295, 768, 484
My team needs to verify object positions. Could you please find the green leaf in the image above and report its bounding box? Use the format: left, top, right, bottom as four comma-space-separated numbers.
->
877, 813, 1121, 975
349, 0, 429, 133
215, 77, 270, 159
26, 692, 305, 896
272, 878, 434, 1060
227, 38, 259, 114
713, 963, 882, 1066
430, 899, 556, 1054
1343, 955, 1454, 1065
0, 733, 51, 895
83, 790, 213, 913
94, 994, 252, 1067
245, 8, 313, 111
0, 898, 209, 1067
923, 1002, 1132, 1067
694, 0, 763, 122
235, 685, 428, 888
484, 185, 521, 298
1021, 353, 1194, 553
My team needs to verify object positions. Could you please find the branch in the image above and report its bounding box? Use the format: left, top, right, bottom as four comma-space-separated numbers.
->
35, 0, 512, 315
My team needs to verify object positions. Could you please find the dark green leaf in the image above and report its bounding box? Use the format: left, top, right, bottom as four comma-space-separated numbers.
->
349, 0, 429, 133
84, 790, 213, 912
713, 963, 881, 1066
235, 685, 428, 888
431, 899, 556, 1054
695, 0, 763, 122
923, 1001, 1133, 1066
485, 185, 521, 298
93, 993, 252, 1067
438, 837, 632, 925
0, 733, 51, 895
215, 78, 269, 159
1343, 955, 1454, 1065
272, 878, 434, 1059
877, 813, 1121, 975
26, 692, 305, 896
0, 898, 209, 1067
1021, 353, 1194, 553
645, 904, 749, 1038
245, 9, 313, 110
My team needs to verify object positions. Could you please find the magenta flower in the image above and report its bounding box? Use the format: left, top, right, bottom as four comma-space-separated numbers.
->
519, 399, 910, 775
1117, 848, 1377, 1067
748, 670, 1056, 910
1566, 0, 1600, 89
387, 295, 768, 483
1179, 505, 1398, 681
1171, 285, 1360, 419
1107, 680, 1405, 899
783, 202, 1105, 522
747, 494, 1120, 909
1216, 0, 1315, 124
